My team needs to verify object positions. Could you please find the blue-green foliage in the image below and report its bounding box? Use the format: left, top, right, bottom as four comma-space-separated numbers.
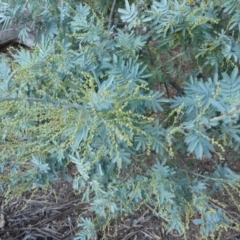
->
170, 68, 240, 158
1, 0, 240, 238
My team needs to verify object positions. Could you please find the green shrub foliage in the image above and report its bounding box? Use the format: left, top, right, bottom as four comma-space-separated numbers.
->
1, 0, 240, 238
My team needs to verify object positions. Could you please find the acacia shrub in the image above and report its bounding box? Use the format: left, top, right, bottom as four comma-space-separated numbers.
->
0, 0, 240, 239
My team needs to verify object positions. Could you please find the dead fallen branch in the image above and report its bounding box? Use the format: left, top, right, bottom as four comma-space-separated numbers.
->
0, 28, 35, 48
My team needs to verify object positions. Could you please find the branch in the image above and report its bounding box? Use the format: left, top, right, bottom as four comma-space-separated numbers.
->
169, 80, 185, 96
209, 107, 240, 122
108, 0, 117, 31
156, 53, 185, 70
0, 97, 83, 110
0, 28, 35, 48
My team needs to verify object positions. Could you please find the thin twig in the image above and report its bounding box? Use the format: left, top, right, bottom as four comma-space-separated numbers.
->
226, 233, 240, 239
164, 82, 170, 98
108, 0, 117, 31
0, 97, 83, 110
141, 229, 162, 240
169, 79, 185, 95
209, 107, 240, 122
156, 52, 185, 70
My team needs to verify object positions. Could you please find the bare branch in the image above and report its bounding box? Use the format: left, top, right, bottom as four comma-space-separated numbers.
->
108, 0, 117, 31
0, 28, 35, 48
0, 97, 83, 110
210, 107, 240, 122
